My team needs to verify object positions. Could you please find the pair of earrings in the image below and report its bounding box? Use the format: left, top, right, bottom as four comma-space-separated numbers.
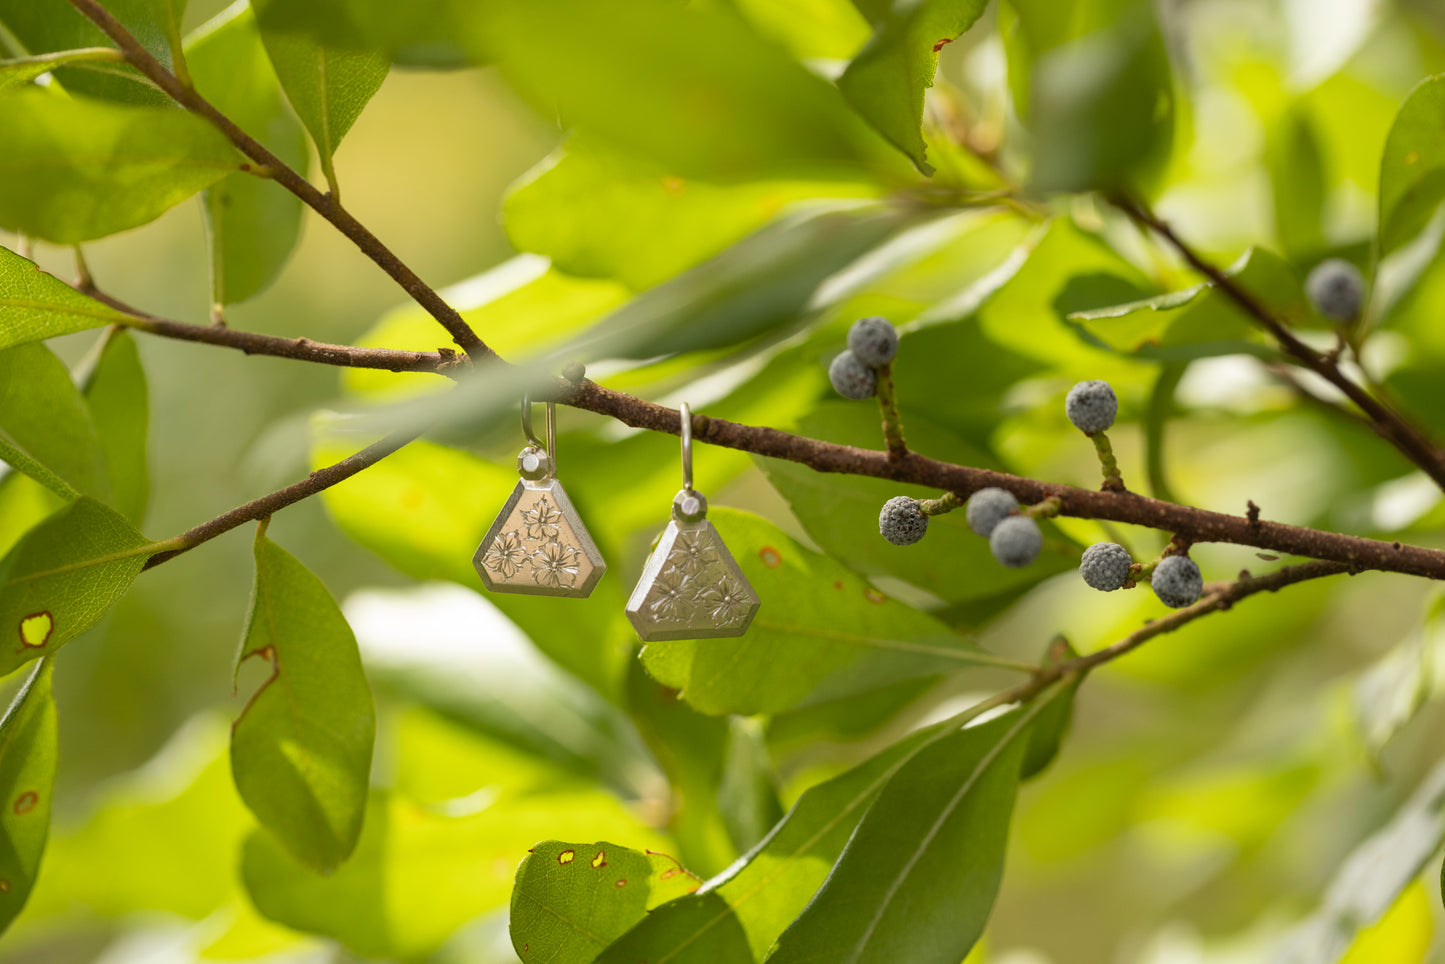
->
473, 400, 759, 641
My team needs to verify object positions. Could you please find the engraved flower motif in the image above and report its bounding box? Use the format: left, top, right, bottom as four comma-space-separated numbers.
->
647, 569, 696, 623
666, 530, 721, 577
522, 496, 563, 541
700, 574, 752, 627
482, 530, 528, 579
532, 540, 581, 589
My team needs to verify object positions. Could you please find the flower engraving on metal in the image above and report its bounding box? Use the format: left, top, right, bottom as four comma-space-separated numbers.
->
626, 519, 759, 641
474, 479, 605, 597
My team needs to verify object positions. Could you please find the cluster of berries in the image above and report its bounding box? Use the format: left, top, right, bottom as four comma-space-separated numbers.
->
877, 487, 1042, 568
1078, 541, 1201, 608
828, 317, 899, 399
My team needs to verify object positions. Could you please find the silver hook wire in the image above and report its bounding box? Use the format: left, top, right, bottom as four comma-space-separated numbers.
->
680, 402, 693, 492
521, 396, 557, 473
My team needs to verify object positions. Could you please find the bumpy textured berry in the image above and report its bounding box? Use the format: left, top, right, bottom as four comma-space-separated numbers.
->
847, 316, 899, 368
1305, 258, 1365, 323
829, 350, 877, 400
1065, 380, 1118, 435
879, 496, 928, 545
1151, 555, 1203, 608
990, 515, 1042, 568
1080, 542, 1132, 592
965, 487, 1019, 537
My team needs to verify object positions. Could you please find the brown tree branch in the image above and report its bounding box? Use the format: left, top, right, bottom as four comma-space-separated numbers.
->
143, 429, 421, 570
1109, 193, 1445, 490
64, 0, 496, 363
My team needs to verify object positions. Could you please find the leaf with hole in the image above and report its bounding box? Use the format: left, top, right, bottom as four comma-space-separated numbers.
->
0, 660, 56, 937
510, 840, 700, 964
231, 533, 375, 873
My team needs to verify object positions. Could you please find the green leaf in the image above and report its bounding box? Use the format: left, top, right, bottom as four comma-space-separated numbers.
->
81, 332, 149, 525
1010, 0, 1175, 193
0, 476, 61, 560
254, 7, 387, 194
139, 0, 186, 68
767, 704, 1040, 963
838, 0, 990, 175
510, 840, 700, 964
1276, 757, 1445, 962
1068, 248, 1309, 359
0, 247, 129, 351
760, 406, 1077, 614
247, 0, 487, 69
1020, 637, 1080, 780
0, 496, 153, 676
0, 87, 242, 243
232, 533, 375, 873
0, 48, 126, 92
638, 508, 1017, 717
1351, 622, 1431, 765
188, 3, 308, 305
600, 707, 1002, 962
1266, 103, 1327, 262
487, 0, 905, 182
717, 719, 785, 855
0, 0, 172, 104
1379, 75, 1445, 257
0, 343, 110, 502
0, 659, 56, 937
244, 788, 670, 960
505, 140, 877, 291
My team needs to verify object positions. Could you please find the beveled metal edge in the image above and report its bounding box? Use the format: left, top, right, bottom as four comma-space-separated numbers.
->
473, 478, 607, 598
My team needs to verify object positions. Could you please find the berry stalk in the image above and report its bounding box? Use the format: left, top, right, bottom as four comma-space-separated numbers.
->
1091, 432, 1126, 493
875, 361, 908, 460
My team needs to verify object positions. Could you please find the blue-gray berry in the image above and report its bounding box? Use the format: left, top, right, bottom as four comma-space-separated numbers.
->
1080, 542, 1132, 591
1065, 380, 1118, 435
829, 350, 877, 400
990, 515, 1041, 568
879, 496, 928, 545
1151, 555, 1202, 608
1305, 258, 1365, 324
965, 487, 1019, 537
847, 316, 899, 368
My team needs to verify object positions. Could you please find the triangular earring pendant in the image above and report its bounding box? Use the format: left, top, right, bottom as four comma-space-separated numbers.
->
625, 513, 759, 641
474, 399, 605, 598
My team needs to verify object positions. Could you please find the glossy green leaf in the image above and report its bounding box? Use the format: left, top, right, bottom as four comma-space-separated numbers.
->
838, 0, 989, 174
0, 247, 129, 351
1379, 75, 1445, 257
639, 508, 1017, 716
767, 705, 1039, 963
1276, 757, 1445, 962
1068, 248, 1309, 359
0, 343, 110, 502
0, 476, 61, 560
601, 706, 1003, 962
0, 497, 152, 675
1009, 0, 1174, 192
760, 406, 1076, 613
81, 332, 149, 525
244, 788, 669, 960
188, 3, 308, 305
487, 0, 905, 182
732, 0, 871, 61
0, 87, 242, 243
510, 840, 700, 964
249, 0, 487, 68
717, 719, 784, 855
0, 659, 56, 936
1020, 637, 1080, 780
506, 141, 877, 291
232, 533, 375, 873
0, 0, 172, 104
314, 436, 635, 701
255, 8, 387, 194
140, 0, 185, 67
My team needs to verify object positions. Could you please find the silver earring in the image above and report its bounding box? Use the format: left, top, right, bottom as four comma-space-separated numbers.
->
473, 398, 606, 598
626, 403, 759, 641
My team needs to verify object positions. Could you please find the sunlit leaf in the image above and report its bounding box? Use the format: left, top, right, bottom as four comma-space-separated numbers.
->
231, 533, 375, 873
81, 331, 148, 525
248, 0, 487, 69
0, 660, 56, 936
639, 509, 1017, 716
838, 0, 990, 174
1265, 103, 1327, 262
1379, 75, 1445, 257
0, 0, 172, 104
0, 87, 242, 243
0, 247, 129, 351
717, 719, 784, 855
0, 497, 153, 676
0, 343, 109, 502
188, 2, 308, 305
510, 839, 700, 964
0, 48, 126, 92
1337, 882, 1432, 964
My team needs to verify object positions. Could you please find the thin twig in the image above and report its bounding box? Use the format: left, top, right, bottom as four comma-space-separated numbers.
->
874, 361, 908, 460
64, 0, 495, 363
1110, 193, 1445, 490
